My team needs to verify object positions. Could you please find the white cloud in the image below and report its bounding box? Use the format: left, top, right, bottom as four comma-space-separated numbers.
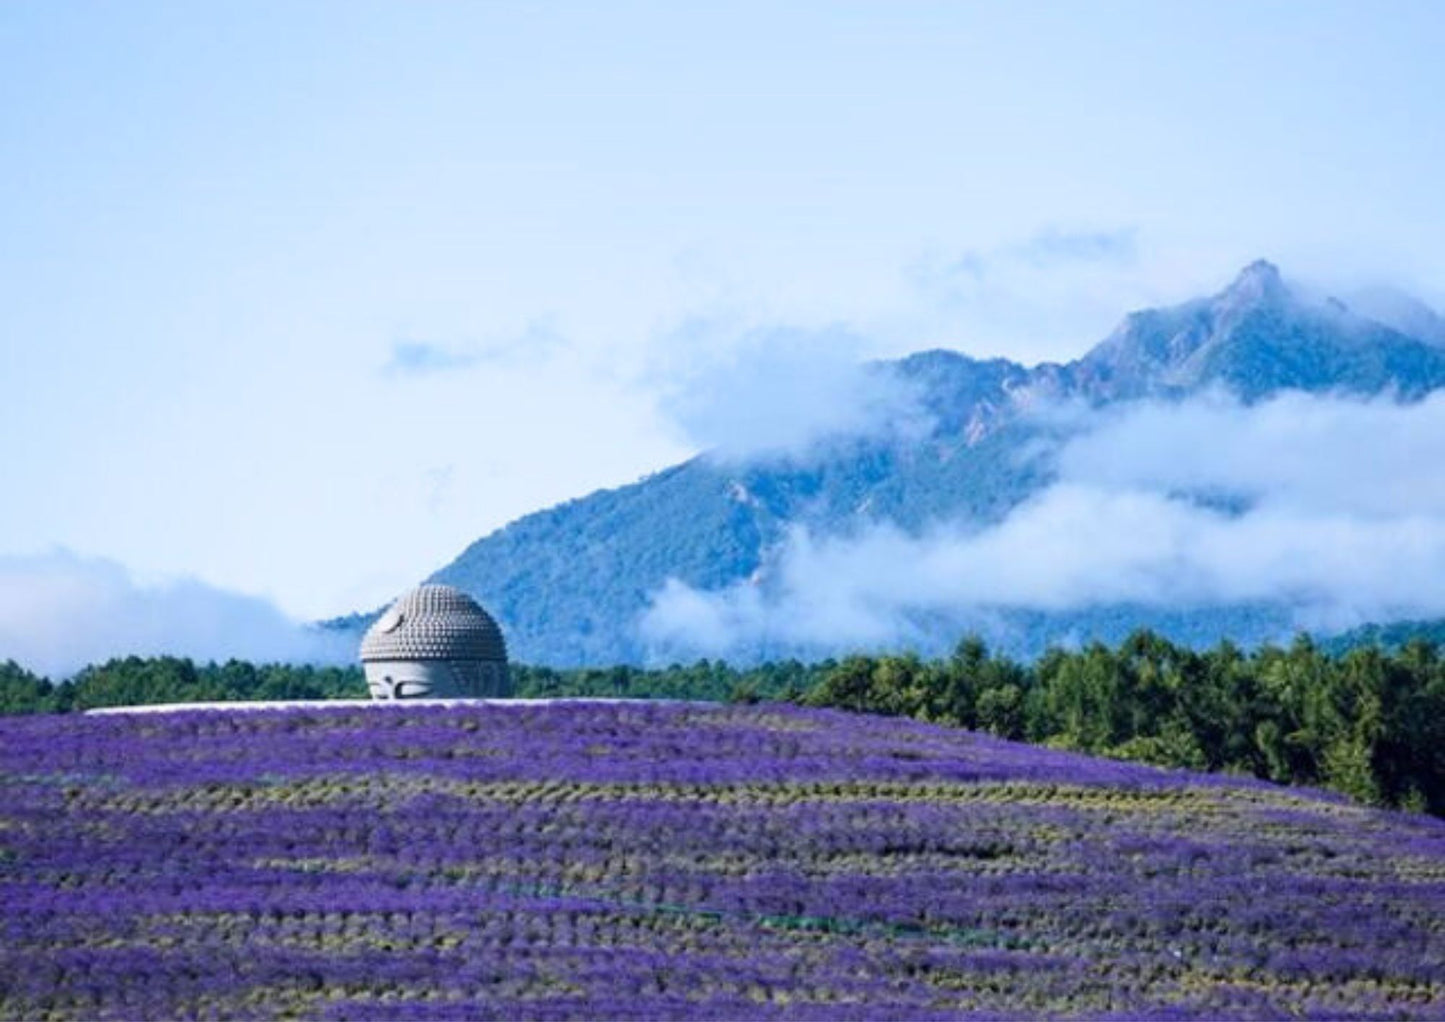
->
0, 551, 351, 678
902, 227, 1169, 365
655, 323, 934, 462
383, 340, 480, 375
640, 391, 1445, 658
1059, 390, 1445, 516
382, 321, 570, 377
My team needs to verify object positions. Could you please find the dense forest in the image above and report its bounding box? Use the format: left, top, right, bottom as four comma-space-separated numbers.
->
3, 630, 1442, 816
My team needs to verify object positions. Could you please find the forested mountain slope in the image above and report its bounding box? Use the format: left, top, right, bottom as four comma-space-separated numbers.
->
338, 262, 1445, 664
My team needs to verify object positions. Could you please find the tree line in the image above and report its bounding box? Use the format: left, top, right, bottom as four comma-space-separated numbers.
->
0, 658, 365, 713
800, 633, 1445, 815
3, 630, 1442, 815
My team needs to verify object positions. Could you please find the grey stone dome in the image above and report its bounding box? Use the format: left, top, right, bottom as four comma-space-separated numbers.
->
359, 584, 507, 663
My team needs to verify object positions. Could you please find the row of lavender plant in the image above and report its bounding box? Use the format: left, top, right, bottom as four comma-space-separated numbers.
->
3, 702, 1444, 1019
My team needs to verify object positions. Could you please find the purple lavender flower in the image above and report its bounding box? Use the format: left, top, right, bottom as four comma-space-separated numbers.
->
1, 703, 1442, 1019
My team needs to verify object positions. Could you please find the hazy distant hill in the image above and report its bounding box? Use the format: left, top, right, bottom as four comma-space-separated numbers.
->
1322, 617, 1445, 656
335, 261, 1445, 665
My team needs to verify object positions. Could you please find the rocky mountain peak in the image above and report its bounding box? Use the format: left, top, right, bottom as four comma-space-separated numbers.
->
1218, 259, 1288, 308
1066, 259, 1445, 402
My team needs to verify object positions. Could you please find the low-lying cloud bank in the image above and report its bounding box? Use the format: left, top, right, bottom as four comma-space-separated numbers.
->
1059, 390, 1445, 516
0, 551, 352, 679
641, 390, 1445, 658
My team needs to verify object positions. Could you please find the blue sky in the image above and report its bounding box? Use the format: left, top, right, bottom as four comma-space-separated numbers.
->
2, 1, 1444, 636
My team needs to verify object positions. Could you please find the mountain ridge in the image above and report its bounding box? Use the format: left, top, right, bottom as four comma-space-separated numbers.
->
334, 261, 1445, 665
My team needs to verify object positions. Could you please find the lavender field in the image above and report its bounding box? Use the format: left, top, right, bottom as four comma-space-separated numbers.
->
2, 702, 1444, 1020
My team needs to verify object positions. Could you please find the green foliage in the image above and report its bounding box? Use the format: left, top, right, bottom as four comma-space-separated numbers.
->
513, 658, 831, 703
803, 631, 1445, 817
4, 658, 368, 713
0, 660, 56, 714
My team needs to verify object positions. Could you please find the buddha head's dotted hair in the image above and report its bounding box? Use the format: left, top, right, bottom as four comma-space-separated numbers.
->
359, 584, 507, 664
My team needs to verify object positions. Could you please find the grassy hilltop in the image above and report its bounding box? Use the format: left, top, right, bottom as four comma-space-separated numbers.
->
2, 702, 1443, 1019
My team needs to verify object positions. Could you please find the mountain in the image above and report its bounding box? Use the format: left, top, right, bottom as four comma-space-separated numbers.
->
1070, 260, 1445, 401
1321, 617, 1445, 656
336, 262, 1445, 665
1345, 284, 1445, 347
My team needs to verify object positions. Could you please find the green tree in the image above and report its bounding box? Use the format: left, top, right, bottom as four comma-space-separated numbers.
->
0, 660, 54, 714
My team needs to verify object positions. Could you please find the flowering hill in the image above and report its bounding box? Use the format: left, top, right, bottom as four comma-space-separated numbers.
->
3, 702, 1444, 1019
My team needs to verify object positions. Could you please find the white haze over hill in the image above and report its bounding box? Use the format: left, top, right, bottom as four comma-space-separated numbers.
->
641, 391, 1445, 657
0, 552, 350, 679
657, 324, 936, 462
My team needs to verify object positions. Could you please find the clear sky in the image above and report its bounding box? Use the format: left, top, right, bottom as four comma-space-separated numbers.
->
2, 1, 1443, 624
